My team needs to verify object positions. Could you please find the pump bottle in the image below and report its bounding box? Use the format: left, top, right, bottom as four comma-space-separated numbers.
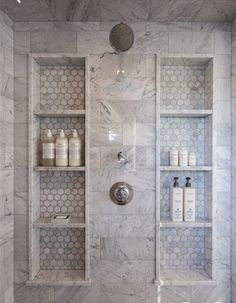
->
69, 129, 82, 167
41, 129, 55, 166
170, 177, 183, 222
56, 129, 68, 167
183, 177, 196, 222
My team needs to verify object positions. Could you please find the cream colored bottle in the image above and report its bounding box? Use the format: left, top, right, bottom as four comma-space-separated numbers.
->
56, 129, 68, 167
41, 129, 55, 166
69, 129, 82, 167
183, 177, 196, 222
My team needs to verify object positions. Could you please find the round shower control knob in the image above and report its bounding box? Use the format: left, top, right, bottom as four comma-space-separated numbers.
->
110, 182, 133, 205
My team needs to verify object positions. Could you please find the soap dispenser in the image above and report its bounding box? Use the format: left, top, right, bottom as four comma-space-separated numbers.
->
69, 129, 82, 167
170, 177, 183, 222
183, 177, 196, 222
41, 129, 55, 167
56, 129, 68, 167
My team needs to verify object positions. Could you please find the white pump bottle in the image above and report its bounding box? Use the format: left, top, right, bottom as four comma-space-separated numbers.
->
56, 129, 68, 167
69, 129, 82, 167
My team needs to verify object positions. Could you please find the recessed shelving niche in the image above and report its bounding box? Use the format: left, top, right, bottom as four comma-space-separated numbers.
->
28, 54, 90, 286
156, 56, 215, 286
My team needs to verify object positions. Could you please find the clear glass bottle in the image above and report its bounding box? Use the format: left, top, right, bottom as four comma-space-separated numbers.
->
41, 129, 55, 166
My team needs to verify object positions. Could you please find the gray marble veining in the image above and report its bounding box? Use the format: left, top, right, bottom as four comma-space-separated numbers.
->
12, 19, 232, 303
0, 8, 14, 303
1, 0, 236, 22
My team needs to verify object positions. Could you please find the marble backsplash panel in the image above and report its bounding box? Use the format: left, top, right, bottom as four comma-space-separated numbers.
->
13, 20, 232, 303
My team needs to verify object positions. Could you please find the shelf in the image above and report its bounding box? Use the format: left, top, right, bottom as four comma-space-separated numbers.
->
33, 217, 85, 228
34, 166, 85, 172
160, 110, 212, 118
160, 166, 212, 171
155, 269, 216, 286
34, 110, 85, 118
160, 218, 212, 228
26, 270, 90, 286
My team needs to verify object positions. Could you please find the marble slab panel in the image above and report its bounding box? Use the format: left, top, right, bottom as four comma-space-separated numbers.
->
31, 32, 77, 53
169, 32, 214, 54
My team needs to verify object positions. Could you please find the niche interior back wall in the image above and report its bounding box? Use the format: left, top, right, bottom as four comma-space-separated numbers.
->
14, 21, 231, 302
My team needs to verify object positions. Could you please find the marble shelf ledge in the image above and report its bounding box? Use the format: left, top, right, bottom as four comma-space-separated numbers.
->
34, 110, 85, 118
33, 217, 85, 228
160, 166, 212, 171
34, 166, 85, 172
26, 270, 90, 286
156, 269, 216, 286
160, 218, 212, 228
160, 109, 213, 118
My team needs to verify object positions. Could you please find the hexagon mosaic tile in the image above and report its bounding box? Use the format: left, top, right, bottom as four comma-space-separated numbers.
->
40, 66, 85, 110
160, 65, 205, 110
40, 228, 85, 270
160, 227, 205, 269
160, 172, 207, 219
40, 171, 85, 218
40, 117, 85, 165
160, 117, 206, 166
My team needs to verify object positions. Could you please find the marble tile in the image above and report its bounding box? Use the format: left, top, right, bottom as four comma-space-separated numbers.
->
30, 32, 77, 53
191, 22, 231, 32
100, 0, 149, 21
14, 55, 28, 78
132, 31, 169, 54
100, 282, 146, 303
160, 286, 192, 303
15, 286, 54, 303
54, 283, 100, 303
14, 31, 30, 54
213, 78, 231, 101
100, 21, 145, 32
192, 284, 231, 303
89, 190, 155, 215
214, 54, 231, 79
90, 123, 123, 146
215, 31, 231, 54
100, 237, 154, 260
92, 260, 154, 283
169, 32, 214, 54
77, 31, 112, 53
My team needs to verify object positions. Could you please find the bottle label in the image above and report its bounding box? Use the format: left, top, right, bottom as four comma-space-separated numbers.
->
179, 153, 188, 166
56, 144, 68, 159
42, 143, 55, 159
69, 144, 81, 159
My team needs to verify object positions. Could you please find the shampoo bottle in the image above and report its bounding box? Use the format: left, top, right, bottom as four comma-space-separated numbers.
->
69, 129, 82, 167
41, 129, 55, 167
56, 129, 68, 167
170, 177, 183, 222
183, 177, 196, 222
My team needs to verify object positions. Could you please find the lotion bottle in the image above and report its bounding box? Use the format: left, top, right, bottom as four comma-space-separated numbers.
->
41, 129, 55, 167
69, 129, 82, 167
56, 129, 68, 167
170, 177, 183, 222
183, 177, 196, 222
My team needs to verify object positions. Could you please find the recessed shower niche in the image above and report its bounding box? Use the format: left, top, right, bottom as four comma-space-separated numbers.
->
28, 55, 89, 286
157, 56, 215, 286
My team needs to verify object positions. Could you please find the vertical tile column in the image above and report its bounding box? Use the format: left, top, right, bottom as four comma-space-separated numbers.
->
232, 17, 236, 303
0, 9, 14, 303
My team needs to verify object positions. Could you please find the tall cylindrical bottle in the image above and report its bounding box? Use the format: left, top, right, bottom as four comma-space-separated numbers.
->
56, 129, 68, 167
69, 129, 82, 167
41, 129, 55, 166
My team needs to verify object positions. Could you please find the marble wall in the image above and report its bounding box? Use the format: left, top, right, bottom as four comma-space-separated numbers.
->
0, 9, 14, 303
232, 17, 236, 303
14, 21, 232, 303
